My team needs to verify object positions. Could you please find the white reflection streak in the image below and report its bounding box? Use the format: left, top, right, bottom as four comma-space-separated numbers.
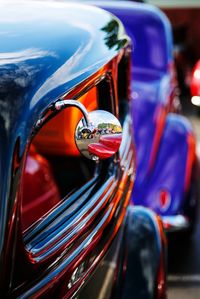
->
0, 48, 57, 65
0, 2, 107, 24
30, 24, 95, 107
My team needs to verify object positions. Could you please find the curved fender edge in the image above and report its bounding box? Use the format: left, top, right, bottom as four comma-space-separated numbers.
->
117, 206, 166, 299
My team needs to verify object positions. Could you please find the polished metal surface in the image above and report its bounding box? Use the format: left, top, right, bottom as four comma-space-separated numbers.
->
54, 99, 90, 126
75, 110, 122, 160
162, 215, 190, 232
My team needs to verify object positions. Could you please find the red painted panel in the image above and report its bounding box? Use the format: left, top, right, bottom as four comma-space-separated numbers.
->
21, 146, 60, 230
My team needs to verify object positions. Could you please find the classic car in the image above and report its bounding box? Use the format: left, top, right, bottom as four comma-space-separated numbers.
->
94, 1, 199, 232
0, 1, 166, 298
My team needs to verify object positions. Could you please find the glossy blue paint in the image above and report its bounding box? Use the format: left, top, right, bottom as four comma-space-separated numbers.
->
0, 1, 127, 153
94, 1, 197, 227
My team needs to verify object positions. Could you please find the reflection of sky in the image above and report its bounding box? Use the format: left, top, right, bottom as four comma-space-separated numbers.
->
0, 48, 57, 65
30, 34, 94, 107
89, 110, 121, 127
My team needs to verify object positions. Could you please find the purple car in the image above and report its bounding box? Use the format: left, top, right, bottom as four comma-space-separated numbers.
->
92, 1, 199, 233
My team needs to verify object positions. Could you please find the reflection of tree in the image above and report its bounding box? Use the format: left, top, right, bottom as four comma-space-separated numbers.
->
97, 123, 121, 132
101, 20, 127, 50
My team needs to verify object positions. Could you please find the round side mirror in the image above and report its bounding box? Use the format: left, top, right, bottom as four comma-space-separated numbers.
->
75, 110, 122, 160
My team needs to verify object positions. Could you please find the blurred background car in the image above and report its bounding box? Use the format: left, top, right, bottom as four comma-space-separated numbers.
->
146, 0, 200, 111
94, 0, 199, 235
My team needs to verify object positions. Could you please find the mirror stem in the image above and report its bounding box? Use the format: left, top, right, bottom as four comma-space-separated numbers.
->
54, 99, 90, 126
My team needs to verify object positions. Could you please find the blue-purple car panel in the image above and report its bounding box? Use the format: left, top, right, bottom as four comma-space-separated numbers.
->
93, 1, 198, 232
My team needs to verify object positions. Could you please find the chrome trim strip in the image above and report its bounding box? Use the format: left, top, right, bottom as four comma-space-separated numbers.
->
24, 176, 99, 243
161, 215, 190, 232
54, 99, 90, 126
27, 176, 114, 251
14, 116, 134, 298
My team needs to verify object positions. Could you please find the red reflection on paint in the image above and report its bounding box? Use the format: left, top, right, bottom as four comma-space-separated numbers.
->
22, 146, 60, 231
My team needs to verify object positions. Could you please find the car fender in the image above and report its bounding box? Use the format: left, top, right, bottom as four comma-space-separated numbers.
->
115, 206, 166, 299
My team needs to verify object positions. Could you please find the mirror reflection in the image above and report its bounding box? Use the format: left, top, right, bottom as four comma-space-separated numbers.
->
75, 110, 122, 160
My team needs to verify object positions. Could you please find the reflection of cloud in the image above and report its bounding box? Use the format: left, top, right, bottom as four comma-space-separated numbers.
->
0, 101, 10, 131
0, 1, 108, 24
0, 64, 42, 88
30, 28, 97, 107
89, 111, 121, 128
0, 48, 57, 66
0, 31, 11, 36
0, 60, 47, 132
30, 44, 88, 107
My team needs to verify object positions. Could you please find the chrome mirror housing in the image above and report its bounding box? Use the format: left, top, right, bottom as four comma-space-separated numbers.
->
54, 100, 122, 161
75, 110, 122, 160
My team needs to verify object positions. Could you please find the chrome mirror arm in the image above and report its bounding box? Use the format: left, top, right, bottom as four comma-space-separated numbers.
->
54, 99, 90, 127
